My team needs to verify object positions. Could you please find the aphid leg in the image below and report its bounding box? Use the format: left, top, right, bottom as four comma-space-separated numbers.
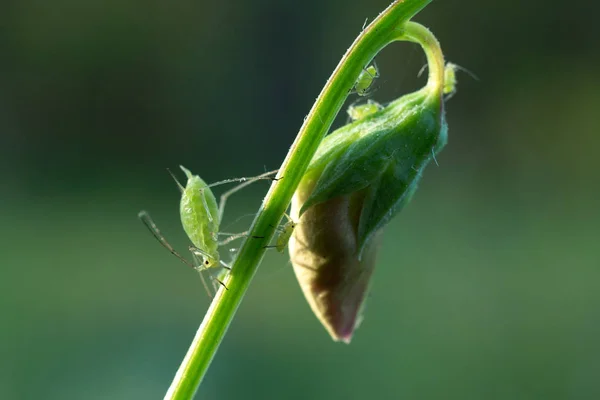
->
213, 169, 279, 222
191, 251, 230, 295
215, 279, 228, 290
216, 262, 231, 289
199, 188, 215, 224
218, 231, 249, 246
268, 224, 285, 234
138, 211, 195, 269
451, 63, 480, 81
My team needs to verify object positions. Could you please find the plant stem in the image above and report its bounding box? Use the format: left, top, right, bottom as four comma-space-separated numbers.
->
164, 1, 432, 398
395, 21, 445, 93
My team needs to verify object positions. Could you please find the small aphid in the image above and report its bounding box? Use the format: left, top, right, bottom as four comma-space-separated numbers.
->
274, 214, 297, 253
139, 166, 277, 294
347, 99, 383, 121
353, 63, 379, 96
264, 213, 297, 253
443, 62, 458, 98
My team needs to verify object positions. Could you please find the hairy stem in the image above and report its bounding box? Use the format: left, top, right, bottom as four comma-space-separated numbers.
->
395, 21, 445, 93
164, 1, 432, 398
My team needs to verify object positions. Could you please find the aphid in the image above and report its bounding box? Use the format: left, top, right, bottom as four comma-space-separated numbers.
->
353, 63, 379, 96
139, 166, 277, 293
274, 213, 297, 253
346, 99, 383, 121
262, 213, 297, 253
443, 62, 457, 97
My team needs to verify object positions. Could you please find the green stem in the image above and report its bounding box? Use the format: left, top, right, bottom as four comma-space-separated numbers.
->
395, 21, 445, 93
164, 1, 432, 398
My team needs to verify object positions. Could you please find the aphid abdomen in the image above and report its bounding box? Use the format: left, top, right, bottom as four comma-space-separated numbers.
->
179, 166, 220, 265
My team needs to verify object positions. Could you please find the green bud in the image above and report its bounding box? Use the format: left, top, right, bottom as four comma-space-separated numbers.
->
299, 80, 446, 258
290, 182, 383, 343
289, 22, 449, 342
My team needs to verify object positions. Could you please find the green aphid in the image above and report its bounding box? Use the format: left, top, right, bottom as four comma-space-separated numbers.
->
353, 64, 379, 96
177, 166, 222, 269
139, 166, 276, 292
443, 62, 458, 97
347, 99, 383, 121
274, 214, 297, 253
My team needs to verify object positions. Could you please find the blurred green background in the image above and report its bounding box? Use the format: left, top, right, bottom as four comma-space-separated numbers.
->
1, 0, 599, 399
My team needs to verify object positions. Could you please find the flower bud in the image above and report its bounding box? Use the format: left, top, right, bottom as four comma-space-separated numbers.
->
289, 25, 450, 342
289, 182, 383, 343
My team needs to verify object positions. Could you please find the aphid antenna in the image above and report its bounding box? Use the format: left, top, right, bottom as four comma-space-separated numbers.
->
282, 212, 293, 222
268, 223, 285, 234
418, 62, 480, 81
417, 63, 428, 78
451, 63, 480, 81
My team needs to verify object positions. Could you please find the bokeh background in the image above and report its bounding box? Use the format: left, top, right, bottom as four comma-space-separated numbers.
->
2, 0, 599, 399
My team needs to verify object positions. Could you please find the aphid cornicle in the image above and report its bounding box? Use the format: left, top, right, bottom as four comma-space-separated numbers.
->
289, 22, 451, 343
353, 63, 379, 96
